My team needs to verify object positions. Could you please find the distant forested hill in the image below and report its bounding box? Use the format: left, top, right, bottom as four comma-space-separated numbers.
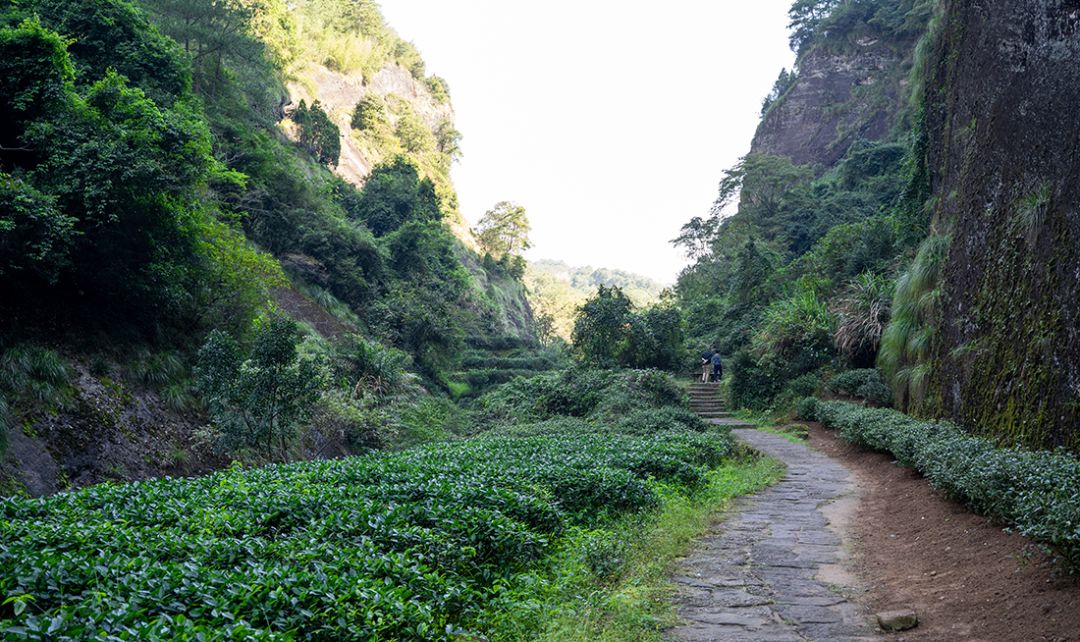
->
525, 259, 666, 341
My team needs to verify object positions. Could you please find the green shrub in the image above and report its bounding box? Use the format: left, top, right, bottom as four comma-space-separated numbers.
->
333, 334, 411, 398
826, 368, 893, 406
813, 400, 1080, 570
614, 407, 710, 436
351, 94, 387, 131
795, 396, 819, 421
473, 367, 689, 429
784, 372, 821, 398
196, 315, 330, 459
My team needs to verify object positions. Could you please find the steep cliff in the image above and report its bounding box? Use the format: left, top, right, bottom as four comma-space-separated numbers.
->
753, 39, 905, 167
920, 0, 1080, 451
752, 0, 931, 167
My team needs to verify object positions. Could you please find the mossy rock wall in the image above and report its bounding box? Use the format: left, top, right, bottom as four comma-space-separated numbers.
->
921, 0, 1080, 451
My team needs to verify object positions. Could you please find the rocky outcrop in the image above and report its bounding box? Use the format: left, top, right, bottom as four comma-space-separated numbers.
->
1, 363, 223, 497
751, 37, 916, 168
922, 0, 1080, 451
287, 63, 453, 186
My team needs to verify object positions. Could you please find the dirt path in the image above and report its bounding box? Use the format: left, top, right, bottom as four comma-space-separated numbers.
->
808, 423, 1080, 642
669, 428, 873, 642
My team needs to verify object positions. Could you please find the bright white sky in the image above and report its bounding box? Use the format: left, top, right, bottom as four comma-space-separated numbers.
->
379, 1, 795, 283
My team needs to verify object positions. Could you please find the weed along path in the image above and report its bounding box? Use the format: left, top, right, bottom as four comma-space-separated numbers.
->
670, 385, 871, 641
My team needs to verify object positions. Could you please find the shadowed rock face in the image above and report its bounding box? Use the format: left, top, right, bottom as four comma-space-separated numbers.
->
751, 37, 912, 168
923, 0, 1080, 451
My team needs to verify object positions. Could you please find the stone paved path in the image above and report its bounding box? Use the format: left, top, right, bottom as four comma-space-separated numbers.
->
669, 427, 874, 642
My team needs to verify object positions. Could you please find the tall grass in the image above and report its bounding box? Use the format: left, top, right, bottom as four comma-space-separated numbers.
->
0, 344, 73, 411
833, 272, 894, 365
752, 286, 835, 359
877, 235, 950, 409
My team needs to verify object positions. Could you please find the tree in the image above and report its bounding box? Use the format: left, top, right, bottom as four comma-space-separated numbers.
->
351, 156, 441, 236
475, 201, 531, 260
761, 68, 796, 115
572, 285, 633, 366
292, 99, 340, 167
788, 0, 841, 52
435, 119, 462, 161
196, 314, 328, 459
672, 215, 719, 260
351, 94, 387, 131
141, 0, 268, 94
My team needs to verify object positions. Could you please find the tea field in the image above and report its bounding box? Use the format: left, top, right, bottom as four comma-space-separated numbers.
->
0, 418, 736, 640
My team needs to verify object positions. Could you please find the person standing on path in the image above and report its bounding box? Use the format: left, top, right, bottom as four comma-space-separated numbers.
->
700, 348, 715, 382
710, 352, 723, 383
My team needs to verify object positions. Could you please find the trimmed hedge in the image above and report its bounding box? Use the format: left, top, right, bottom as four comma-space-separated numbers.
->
799, 399, 1080, 569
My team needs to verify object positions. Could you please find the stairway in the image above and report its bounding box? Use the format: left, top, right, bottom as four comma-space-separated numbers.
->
687, 382, 732, 419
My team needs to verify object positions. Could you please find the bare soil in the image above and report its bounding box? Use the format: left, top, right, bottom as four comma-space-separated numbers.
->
805, 422, 1080, 642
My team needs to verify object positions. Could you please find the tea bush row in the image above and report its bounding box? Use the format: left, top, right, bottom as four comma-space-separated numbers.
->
0, 420, 730, 640
800, 399, 1080, 569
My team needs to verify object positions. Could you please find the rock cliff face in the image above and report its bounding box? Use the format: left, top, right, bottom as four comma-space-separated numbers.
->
752, 35, 918, 168
288, 63, 451, 189
922, 0, 1080, 450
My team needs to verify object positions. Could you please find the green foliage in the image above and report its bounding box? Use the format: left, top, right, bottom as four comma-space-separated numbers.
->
826, 368, 893, 405
392, 39, 425, 79
332, 334, 411, 398
572, 286, 634, 366
140, 0, 275, 96
795, 396, 819, 421
394, 105, 436, 154
833, 272, 893, 367
0, 175, 76, 284
0, 344, 74, 413
350, 93, 387, 131
877, 235, 949, 410
475, 201, 531, 261
761, 67, 795, 115
788, 0, 841, 52
11, 0, 191, 103
811, 400, 1080, 570
196, 314, 330, 459
434, 119, 462, 160
752, 282, 835, 363
350, 156, 441, 236
291, 99, 340, 166
426, 75, 450, 104
0, 409, 735, 639
571, 287, 685, 370
474, 367, 690, 428
0, 9, 279, 339
614, 406, 708, 435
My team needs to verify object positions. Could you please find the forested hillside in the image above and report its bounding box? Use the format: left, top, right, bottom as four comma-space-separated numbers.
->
0, 0, 538, 494
676, 0, 1080, 453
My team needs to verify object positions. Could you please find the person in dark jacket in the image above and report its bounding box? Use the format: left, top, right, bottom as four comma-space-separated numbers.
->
710, 352, 723, 382
700, 348, 714, 382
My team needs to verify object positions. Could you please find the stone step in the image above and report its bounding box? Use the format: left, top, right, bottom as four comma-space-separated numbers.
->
697, 412, 735, 419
